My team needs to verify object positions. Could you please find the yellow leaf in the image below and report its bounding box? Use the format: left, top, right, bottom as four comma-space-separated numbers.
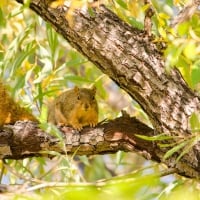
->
158, 27, 167, 38
158, 12, 170, 20
50, 0, 64, 8
173, 0, 181, 5
157, 15, 165, 26
128, 1, 139, 18
183, 42, 196, 60
0, 0, 8, 7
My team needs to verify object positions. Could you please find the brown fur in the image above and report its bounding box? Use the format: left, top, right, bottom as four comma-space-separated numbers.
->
47, 86, 98, 130
0, 82, 38, 126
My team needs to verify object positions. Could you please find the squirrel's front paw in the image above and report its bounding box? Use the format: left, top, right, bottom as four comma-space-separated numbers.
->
72, 123, 83, 131
89, 121, 98, 128
57, 122, 66, 127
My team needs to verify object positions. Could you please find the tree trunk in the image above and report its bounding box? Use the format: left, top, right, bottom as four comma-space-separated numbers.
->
9, 0, 200, 178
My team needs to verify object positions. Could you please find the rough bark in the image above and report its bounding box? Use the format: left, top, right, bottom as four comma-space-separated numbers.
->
0, 118, 155, 159
8, 0, 200, 178
0, 118, 199, 178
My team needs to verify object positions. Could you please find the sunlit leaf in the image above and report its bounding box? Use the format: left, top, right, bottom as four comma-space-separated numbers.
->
0, 0, 7, 7
166, 0, 173, 6
115, 0, 128, 10
176, 137, 197, 162
163, 140, 190, 160
116, 151, 124, 165
183, 42, 196, 60
177, 22, 189, 36
46, 23, 58, 61
128, 1, 139, 17
158, 27, 167, 38
135, 133, 173, 141
0, 8, 5, 27
127, 17, 144, 30
189, 112, 200, 130
159, 12, 170, 20
10, 44, 36, 77
191, 64, 200, 87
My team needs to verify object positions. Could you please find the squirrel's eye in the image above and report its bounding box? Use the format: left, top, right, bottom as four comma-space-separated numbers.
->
92, 96, 95, 100
77, 95, 80, 100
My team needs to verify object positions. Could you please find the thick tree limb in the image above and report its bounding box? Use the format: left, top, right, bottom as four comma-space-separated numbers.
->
11, 0, 200, 178
0, 118, 154, 159
0, 119, 199, 178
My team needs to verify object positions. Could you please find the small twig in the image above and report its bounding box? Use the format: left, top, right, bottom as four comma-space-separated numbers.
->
96, 164, 177, 184
144, 0, 154, 37
2, 161, 43, 184
0, 163, 5, 183
159, 167, 178, 177
38, 157, 63, 179
26, 165, 178, 192
27, 181, 94, 192
170, 0, 200, 27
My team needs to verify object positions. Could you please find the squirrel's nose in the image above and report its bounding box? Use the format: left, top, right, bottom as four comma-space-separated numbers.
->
84, 104, 89, 110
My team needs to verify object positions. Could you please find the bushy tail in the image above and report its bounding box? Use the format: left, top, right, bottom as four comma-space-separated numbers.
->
0, 81, 38, 126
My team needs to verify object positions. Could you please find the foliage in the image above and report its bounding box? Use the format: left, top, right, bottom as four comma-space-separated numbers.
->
0, 0, 200, 199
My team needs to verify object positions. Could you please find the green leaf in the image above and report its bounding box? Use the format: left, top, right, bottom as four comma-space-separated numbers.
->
12, 75, 25, 97
115, 0, 128, 10
177, 22, 189, 36
10, 45, 36, 77
176, 137, 197, 162
135, 133, 173, 141
64, 74, 92, 84
46, 23, 58, 60
166, 0, 173, 6
191, 65, 200, 88
191, 14, 200, 27
189, 112, 200, 131
163, 140, 189, 160
88, 7, 96, 17
0, 8, 5, 27
158, 142, 178, 148
183, 42, 196, 60
127, 17, 144, 30
159, 12, 170, 20
66, 58, 88, 67
116, 151, 125, 165
78, 156, 90, 166
158, 27, 167, 38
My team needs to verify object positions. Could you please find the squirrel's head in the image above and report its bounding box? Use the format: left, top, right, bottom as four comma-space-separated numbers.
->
73, 86, 97, 111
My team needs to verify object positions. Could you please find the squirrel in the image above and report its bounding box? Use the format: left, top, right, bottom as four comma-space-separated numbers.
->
0, 81, 38, 127
47, 86, 98, 130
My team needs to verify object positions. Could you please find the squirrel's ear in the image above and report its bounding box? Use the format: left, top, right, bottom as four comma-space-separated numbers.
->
74, 86, 79, 94
91, 85, 96, 94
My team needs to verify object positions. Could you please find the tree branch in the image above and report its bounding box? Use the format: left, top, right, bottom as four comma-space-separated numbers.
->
0, 119, 199, 178
0, 118, 154, 159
